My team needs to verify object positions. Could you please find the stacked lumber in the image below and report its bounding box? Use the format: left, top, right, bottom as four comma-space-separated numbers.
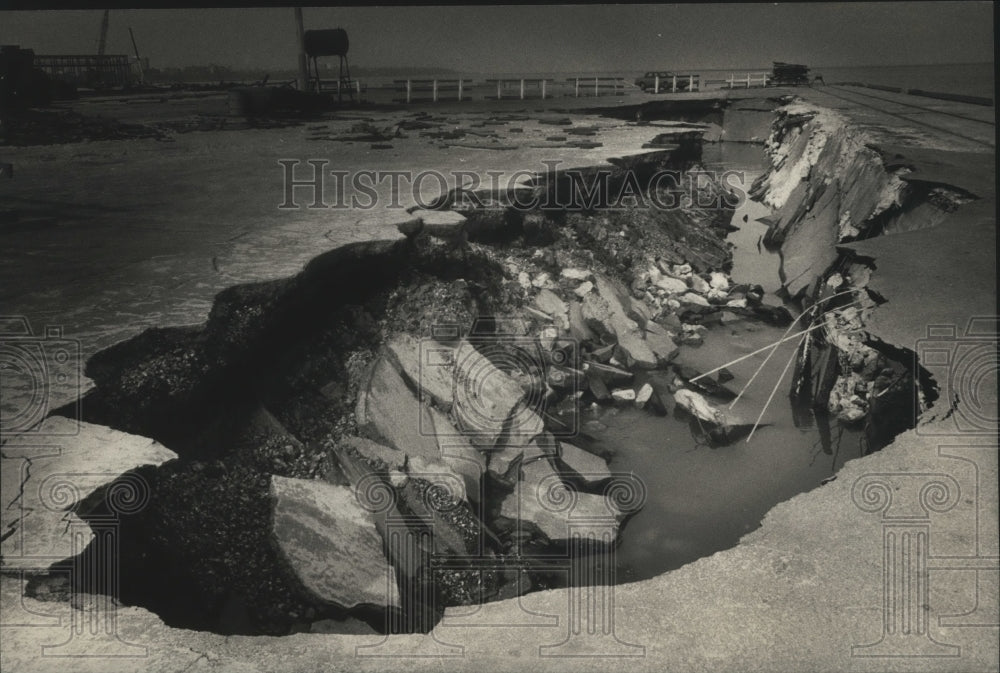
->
770, 62, 810, 86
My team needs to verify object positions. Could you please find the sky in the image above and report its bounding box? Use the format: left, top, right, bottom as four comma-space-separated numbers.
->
0, 3, 994, 73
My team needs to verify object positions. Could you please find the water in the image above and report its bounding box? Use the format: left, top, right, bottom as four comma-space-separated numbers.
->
587, 151, 867, 583
816, 63, 995, 99
703, 142, 784, 296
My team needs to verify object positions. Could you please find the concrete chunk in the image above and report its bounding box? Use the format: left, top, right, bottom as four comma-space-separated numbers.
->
270, 476, 399, 609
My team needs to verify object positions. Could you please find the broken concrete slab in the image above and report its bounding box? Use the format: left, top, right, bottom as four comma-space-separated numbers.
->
452, 341, 527, 448
1, 417, 177, 570
644, 321, 679, 363
385, 333, 456, 411
499, 459, 621, 543
355, 355, 442, 462
555, 442, 611, 485
269, 475, 399, 609
411, 209, 467, 238
427, 406, 486, 502
486, 433, 557, 480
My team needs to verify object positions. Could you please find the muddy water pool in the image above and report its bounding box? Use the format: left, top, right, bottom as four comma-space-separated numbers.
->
591, 142, 866, 583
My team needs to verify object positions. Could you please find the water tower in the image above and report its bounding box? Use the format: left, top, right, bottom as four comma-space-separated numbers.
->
303, 28, 352, 101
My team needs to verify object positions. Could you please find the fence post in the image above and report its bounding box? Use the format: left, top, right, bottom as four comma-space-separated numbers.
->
654, 75, 659, 93
356, 80, 361, 98
594, 77, 599, 96
541, 79, 546, 99
520, 78, 525, 100
432, 79, 438, 102
575, 78, 580, 97
496, 80, 502, 100
406, 79, 412, 104
745, 73, 750, 88
672, 74, 677, 92
458, 78, 463, 101
729, 73, 733, 89
689, 74, 693, 91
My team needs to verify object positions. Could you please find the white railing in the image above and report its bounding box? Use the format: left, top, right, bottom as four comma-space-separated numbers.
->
725, 72, 769, 89
393, 79, 470, 103
650, 74, 701, 93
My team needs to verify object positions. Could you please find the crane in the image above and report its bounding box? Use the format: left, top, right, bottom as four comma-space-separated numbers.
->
97, 9, 109, 56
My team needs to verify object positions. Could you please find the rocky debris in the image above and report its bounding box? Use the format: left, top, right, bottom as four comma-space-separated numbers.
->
533, 289, 570, 329
4, 108, 172, 146
644, 321, 680, 362
635, 372, 673, 416
634, 382, 654, 408
673, 364, 739, 401
395, 477, 479, 558
561, 267, 591, 281
612, 388, 637, 402
342, 435, 407, 472
586, 361, 633, 386
584, 367, 612, 400
498, 459, 621, 543
407, 454, 469, 504
655, 275, 688, 294
568, 300, 598, 342
674, 388, 739, 428
269, 476, 400, 609
581, 274, 657, 370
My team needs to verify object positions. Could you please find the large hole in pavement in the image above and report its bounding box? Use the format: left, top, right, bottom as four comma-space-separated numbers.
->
32, 129, 923, 637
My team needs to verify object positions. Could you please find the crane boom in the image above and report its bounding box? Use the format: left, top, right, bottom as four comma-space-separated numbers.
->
97, 9, 110, 56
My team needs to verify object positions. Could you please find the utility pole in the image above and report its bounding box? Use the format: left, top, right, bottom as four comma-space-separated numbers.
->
128, 28, 144, 84
293, 8, 309, 92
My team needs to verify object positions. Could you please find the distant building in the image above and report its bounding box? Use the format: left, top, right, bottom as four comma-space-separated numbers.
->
32, 53, 140, 88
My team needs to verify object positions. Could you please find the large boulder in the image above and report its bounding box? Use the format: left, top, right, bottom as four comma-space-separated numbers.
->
269, 475, 400, 609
